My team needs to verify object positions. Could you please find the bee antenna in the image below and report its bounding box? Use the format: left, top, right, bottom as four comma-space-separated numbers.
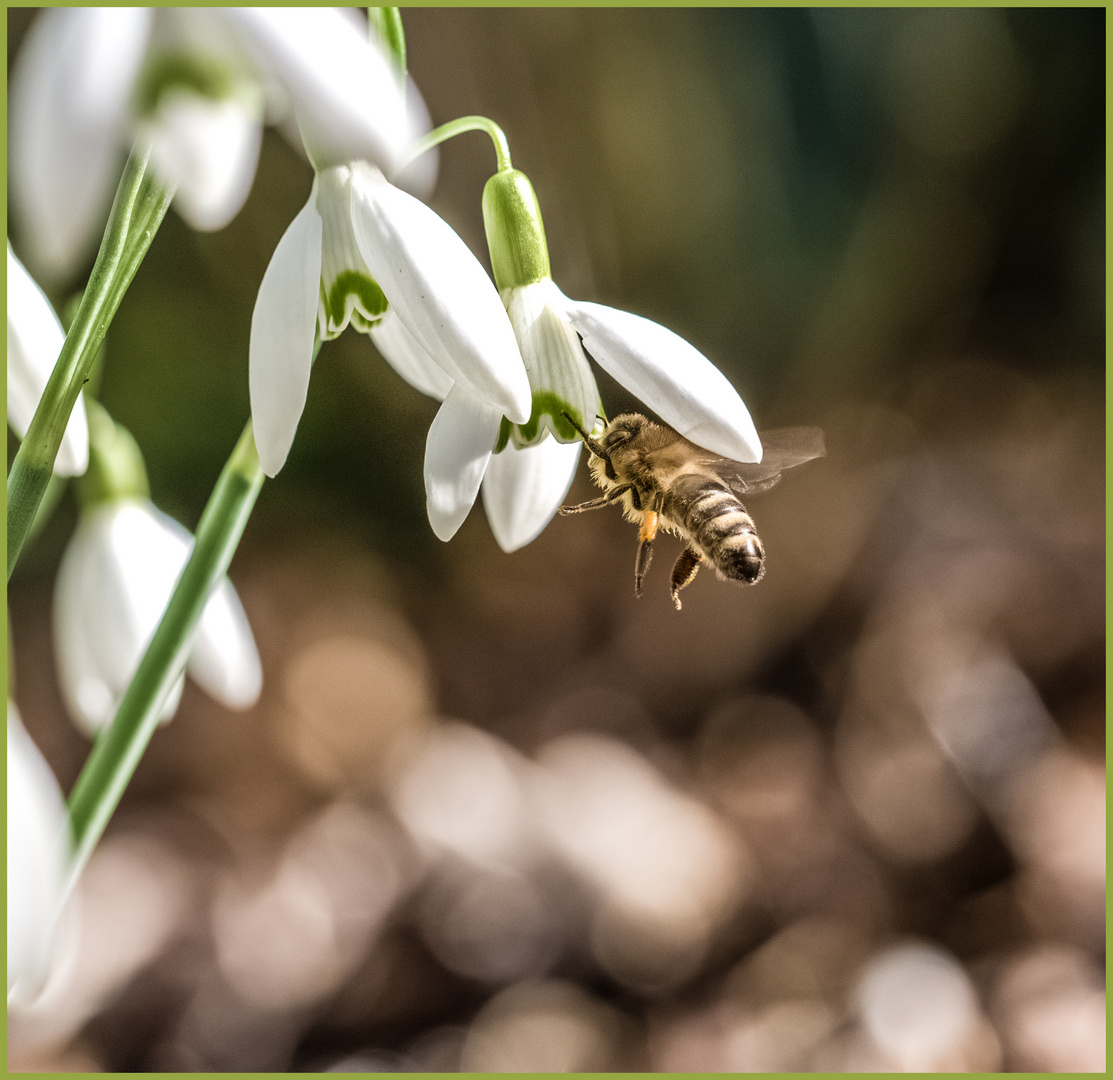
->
562, 410, 610, 463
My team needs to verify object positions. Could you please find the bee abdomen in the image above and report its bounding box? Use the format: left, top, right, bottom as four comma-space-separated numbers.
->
712, 527, 765, 584
671, 479, 765, 585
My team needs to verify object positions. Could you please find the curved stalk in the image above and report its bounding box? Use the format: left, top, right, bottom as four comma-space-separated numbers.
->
7, 141, 175, 579
65, 420, 265, 891
404, 115, 513, 174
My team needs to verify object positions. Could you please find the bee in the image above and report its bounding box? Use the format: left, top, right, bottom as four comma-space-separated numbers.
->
559, 412, 825, 609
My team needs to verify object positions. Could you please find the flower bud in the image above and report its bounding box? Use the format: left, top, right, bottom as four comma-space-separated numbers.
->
78, 401, 150, 510
482, 169, 551, 291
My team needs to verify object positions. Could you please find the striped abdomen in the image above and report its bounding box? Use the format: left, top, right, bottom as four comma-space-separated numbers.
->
666, 474, 765, 584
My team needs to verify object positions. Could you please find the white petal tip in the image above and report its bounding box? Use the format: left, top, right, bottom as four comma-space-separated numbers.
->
428, 515, 463, 544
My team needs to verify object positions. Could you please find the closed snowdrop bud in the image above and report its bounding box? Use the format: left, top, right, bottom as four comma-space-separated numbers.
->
8, 703, 70, 1003
53, 405, 262, 736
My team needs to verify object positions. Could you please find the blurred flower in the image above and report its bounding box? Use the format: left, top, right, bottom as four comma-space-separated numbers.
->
53, 407, 261, 736
856, 941, 991, 1071
9, 7, 423, 280
8, 703, 70, 1004
54, 501, 262, 736
6, 242, 88, 475
219, 7, 426, 182
248, 162, 531, 483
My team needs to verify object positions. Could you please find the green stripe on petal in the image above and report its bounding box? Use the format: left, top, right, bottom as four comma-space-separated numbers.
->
316, 165, 392, 339
323, 269, 388, 337
135, 53, 240, 114
512, 390, 584, 447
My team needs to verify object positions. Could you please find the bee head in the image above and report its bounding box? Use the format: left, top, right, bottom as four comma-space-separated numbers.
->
602, 413, 649, 452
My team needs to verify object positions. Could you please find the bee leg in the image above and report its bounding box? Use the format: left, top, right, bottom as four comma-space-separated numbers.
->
669, 547, 703, 610
634, 537, 654, 597
560, 483, 638, 515
634, 496, 661, 597
559, 495, 610, 515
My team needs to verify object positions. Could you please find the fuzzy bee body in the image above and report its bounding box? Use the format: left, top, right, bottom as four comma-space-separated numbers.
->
665, 472, 765, 584
561, 413, 824, 609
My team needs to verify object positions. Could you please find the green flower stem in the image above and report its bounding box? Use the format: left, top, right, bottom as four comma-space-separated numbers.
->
7, 141, 174, 580
65, 420, 265, 891
368, 7, 406, 82
404, 115, 513, 174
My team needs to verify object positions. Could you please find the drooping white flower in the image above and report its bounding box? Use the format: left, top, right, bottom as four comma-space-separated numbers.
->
8, 702, 70, 1004
53, 405, 262, 736
6, 243, 89, 475
417, 166, 764, 551
248, 161, 531, 478
217, 7, 426, 182
368, 307, 579, 549
53, 499, 263, 737
9, 7, 424, 280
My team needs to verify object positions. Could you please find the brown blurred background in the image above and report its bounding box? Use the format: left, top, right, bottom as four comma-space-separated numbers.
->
7, 8, 1104, 1072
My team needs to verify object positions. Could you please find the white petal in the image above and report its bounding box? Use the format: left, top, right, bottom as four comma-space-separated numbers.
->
9, 8, 152, 279
249, 191, 323, 476
7, 705, 70, 1003
424, 384, 503, 542
564, 298, 763, 463
369, 309, 454, 401
53, 502, 191, 735
349, 164, 531, 423
482, 437, 582, 553
52, 502, 258, 733
218, 7, 420, 175
52, 523, 115, 733
505, 279, 599, 444
145, 90, 263, 232
6, 245, 88, 475
187, 580, 262, 710
391, 79, 439, 198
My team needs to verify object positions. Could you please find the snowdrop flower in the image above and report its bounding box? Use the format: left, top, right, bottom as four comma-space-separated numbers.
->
239, 12, 529, 486
53, 405, 262, 737
416, 166, 763, 551
9, 7, 425, 280
248, 163, 531, 479
6, 242, 88, 475
8, 702, 70, 1003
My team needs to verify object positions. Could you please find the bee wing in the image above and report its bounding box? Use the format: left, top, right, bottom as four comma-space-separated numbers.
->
704, 427, 826, 496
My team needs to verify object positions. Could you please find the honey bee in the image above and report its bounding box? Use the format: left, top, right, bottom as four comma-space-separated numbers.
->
559, 412, 825, 609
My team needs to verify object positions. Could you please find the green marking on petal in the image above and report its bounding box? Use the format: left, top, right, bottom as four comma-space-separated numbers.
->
515, 390, 583, 445
324, 270, 389, 335
135, 53, 240, 114
494, 417, 512, 454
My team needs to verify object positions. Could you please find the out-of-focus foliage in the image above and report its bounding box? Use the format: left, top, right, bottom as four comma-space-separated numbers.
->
8, 8, 1103, 1072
